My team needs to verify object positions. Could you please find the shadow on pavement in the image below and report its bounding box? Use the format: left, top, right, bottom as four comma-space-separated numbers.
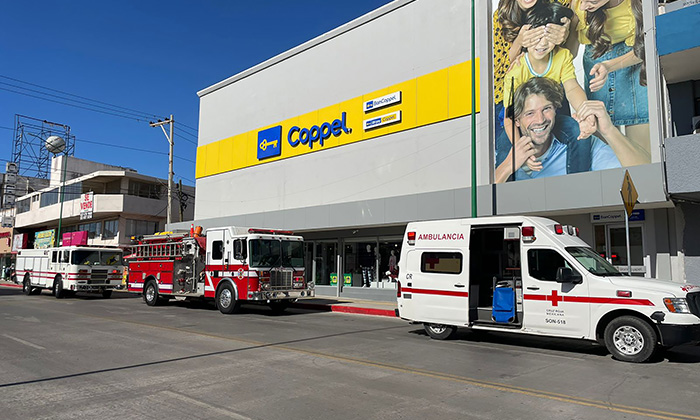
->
408, 327, 700, 363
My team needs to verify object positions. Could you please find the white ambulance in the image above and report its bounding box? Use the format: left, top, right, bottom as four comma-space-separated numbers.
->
396, 216, 700, 362
16, 246, 125, 299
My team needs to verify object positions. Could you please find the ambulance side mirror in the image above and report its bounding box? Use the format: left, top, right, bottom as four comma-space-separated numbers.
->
556, 267, 582, 284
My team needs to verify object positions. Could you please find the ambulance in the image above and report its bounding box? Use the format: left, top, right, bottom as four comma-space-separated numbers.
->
396, 216, 700, 362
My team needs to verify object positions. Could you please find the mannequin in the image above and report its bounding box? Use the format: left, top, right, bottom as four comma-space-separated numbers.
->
388, 250, 398, 281
360, 244, 375, 287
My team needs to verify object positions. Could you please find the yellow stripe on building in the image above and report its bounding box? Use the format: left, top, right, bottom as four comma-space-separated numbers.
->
196, 59, 481, 179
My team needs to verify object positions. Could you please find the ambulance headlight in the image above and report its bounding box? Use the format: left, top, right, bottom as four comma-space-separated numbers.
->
663, 298, 690, 314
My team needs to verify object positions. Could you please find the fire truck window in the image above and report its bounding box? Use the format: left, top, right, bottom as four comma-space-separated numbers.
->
52, 251, 58, 263
212, 240, 224, 260
420, 252, 462, 274
61, 251, 70, 263
527, 249, 576, 281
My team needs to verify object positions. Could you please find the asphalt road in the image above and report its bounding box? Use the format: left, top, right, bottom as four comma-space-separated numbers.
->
1, 287, 700, 420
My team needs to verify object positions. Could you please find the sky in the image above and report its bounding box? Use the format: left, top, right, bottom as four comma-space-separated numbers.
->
0, 0, 393, 186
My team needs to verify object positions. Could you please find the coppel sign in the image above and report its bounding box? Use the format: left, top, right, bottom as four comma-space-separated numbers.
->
257, 112, 352, 160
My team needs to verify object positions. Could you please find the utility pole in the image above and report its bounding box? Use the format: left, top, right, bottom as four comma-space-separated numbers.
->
149, 115, 174, 225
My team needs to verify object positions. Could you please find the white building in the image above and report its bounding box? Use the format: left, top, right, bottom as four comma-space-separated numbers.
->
172, 0, 700, 299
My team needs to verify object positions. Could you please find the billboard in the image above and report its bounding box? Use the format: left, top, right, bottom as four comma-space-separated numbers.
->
492, 0, 654, 183
34, 229, 56, 249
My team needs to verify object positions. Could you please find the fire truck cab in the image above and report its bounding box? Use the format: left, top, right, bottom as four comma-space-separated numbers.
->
16, 246, 125, 299
397, 216, 700, 362
126, 226, 314, 314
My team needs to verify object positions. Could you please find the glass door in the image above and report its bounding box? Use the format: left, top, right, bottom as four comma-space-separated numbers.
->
314, 241, 338, 286
594, 224, 646, 276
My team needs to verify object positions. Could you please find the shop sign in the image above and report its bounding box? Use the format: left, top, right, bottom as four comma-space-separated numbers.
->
591, 209, 645, 223
287, 112, 351, 150
12, 233, 26, 252
330, 272, 338, 285
34, 229, 56, 249
80, 192, 94, 220
257, 125, 282, 160
364, 91, 401, 112
364, 110, 402, 131
343, 274, 352, 285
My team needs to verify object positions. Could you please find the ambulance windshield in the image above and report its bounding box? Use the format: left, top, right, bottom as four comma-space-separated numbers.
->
566, 247, 624, 276
249, 239, 304, 268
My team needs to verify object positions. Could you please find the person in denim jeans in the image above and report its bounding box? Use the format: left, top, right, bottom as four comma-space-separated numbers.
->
570, 0, 650, 158
495, 77, 649, 183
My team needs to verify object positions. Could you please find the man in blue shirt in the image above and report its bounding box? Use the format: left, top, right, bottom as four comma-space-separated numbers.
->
495, 77, 651, 183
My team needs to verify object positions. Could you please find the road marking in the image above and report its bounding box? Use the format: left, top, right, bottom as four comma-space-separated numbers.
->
159, 390, 254, 419
2, 334, 45, 350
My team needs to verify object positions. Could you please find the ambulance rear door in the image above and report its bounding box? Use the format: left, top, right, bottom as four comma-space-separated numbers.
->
404, 246, 469, 327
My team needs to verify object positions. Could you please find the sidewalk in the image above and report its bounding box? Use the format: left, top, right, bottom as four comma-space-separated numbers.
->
291, 297, 398, 318
0, 280, 398, 317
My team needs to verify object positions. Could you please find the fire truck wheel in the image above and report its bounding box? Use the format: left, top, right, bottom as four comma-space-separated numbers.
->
23, 275, 33, 296
424, 323, 457, 340
604, 316, 658, 363
102, 290, 113, 299
53, 276, 65, 299
216, 283, 240, 314
144, 281, 161, 306
269, 300, 290, 314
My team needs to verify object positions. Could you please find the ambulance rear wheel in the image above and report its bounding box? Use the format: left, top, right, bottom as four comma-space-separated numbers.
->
604, 316, 658, 363
217, 283, 240, 314
144, 281, 161, 306
53, 276, 65, 299
424, 323, 457, 340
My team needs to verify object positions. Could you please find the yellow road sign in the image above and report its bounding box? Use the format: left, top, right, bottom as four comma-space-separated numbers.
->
620, 170, 638, 218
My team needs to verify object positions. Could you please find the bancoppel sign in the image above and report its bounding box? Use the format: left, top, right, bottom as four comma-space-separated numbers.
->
591, 209, 645, 223
80, 192, 94, 220
257, 125, 282, 160
364, 91, 401, 112
364, 110, 402, 131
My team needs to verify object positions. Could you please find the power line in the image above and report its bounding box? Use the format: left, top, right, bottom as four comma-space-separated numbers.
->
0, 80, 154, 121
0, 74, 164, 121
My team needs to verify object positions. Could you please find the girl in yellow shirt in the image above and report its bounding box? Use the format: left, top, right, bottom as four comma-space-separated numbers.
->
570, 0, 650, 158
493, 0, 573, 167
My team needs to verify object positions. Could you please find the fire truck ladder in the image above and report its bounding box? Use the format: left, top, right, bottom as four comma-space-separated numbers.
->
133, 241, 184, 259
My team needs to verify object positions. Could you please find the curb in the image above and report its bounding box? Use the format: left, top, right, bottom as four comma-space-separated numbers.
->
292, 302, 397, 318
0, 283, 22, 289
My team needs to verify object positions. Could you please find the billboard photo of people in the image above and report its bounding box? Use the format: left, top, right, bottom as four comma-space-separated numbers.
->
492, 0, 651, 183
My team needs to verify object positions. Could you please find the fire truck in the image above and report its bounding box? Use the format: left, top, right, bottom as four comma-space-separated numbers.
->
125, 226, 314, 314
16, 246, 125, 298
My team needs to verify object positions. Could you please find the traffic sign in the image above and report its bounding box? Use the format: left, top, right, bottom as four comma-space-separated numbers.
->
620, 170, 638, 218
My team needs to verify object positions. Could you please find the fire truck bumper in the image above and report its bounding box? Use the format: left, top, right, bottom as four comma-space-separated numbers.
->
247, 289, 315, 301
73, 284, 119, 292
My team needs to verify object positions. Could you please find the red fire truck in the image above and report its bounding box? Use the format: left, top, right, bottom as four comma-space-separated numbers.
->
125, 226, 314, 314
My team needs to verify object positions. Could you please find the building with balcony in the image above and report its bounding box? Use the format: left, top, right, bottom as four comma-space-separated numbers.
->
9, 155, 194, 250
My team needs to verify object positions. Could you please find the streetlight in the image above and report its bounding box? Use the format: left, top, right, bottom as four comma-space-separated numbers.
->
46, 135, 67, 247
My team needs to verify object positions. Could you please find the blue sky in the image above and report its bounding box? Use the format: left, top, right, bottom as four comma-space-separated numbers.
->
0, 0, 392, 186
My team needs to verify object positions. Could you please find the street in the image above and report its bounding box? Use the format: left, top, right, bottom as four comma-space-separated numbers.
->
1, 287, 700, 420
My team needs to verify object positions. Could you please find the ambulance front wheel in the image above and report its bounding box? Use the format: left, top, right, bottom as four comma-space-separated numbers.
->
53, 276, 65, 299
424, 323, 457, 340
604, 316, 658, 363
216, 283, 240, 314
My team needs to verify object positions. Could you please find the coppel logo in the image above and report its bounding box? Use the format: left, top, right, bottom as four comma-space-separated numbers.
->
288, 112, 351, 150
257, 125, 282, 160
364, 100, 374, 111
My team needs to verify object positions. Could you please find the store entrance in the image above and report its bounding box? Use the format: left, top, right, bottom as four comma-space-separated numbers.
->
594, 224, 646, 276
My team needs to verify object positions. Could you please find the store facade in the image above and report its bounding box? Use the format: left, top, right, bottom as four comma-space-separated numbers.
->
181, 0, 688, 298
